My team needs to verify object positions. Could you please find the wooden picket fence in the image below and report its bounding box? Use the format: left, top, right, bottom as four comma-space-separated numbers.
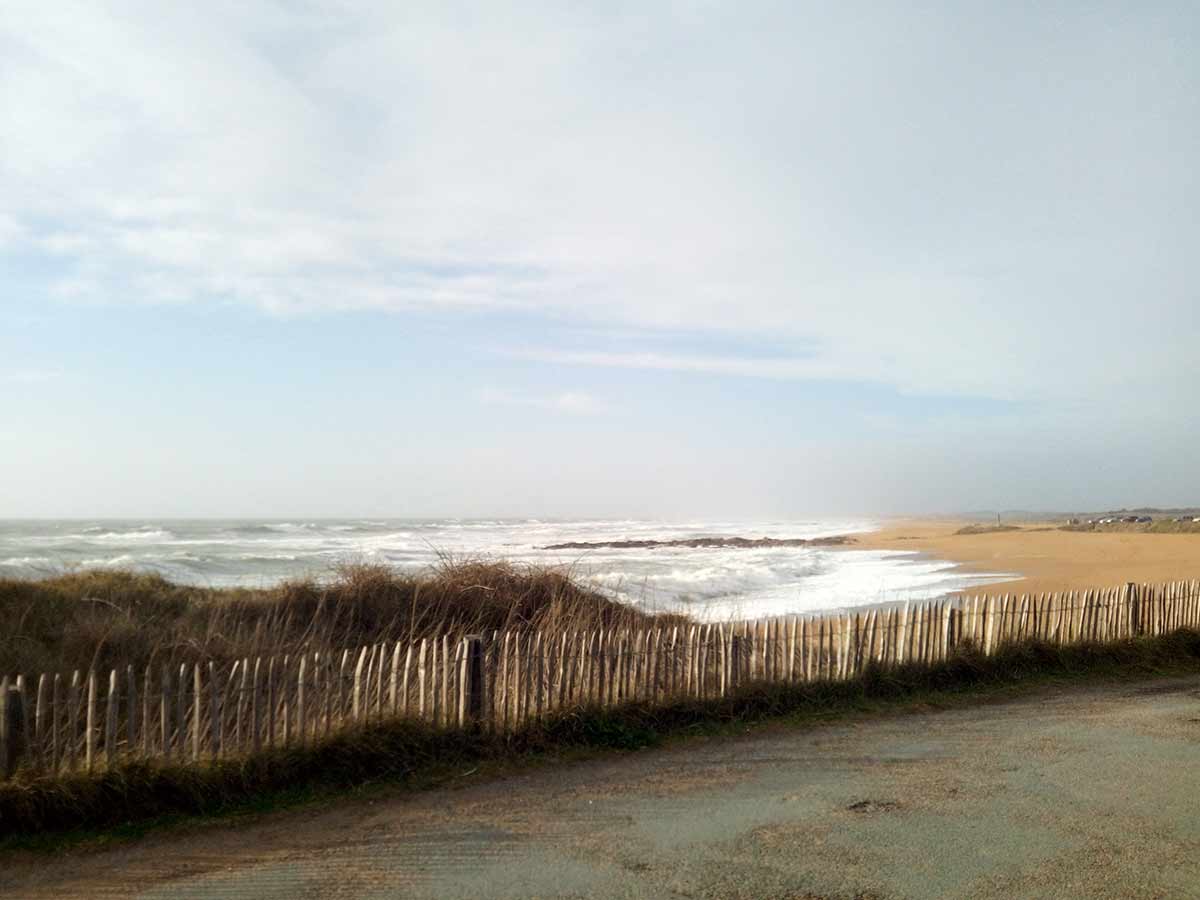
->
1, 579, 1198, 778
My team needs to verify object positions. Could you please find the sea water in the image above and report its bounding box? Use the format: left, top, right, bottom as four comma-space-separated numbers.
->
0, 518, 1012, 620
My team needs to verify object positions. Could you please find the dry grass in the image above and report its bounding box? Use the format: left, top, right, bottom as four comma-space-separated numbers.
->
953, 524, 1023, 536
0, 561, 686, 680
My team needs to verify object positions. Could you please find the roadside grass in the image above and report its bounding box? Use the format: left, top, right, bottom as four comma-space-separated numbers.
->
4, 629, 1200, 852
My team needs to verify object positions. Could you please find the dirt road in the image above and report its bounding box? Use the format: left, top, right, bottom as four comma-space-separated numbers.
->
4, 675, 1200, 899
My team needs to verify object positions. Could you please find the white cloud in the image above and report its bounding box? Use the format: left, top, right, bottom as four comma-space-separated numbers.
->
506, 348, 856, 382
0, 214, 23, 246
1, 2, 1196, 407
478, 387, 612, 416
1, 369, 63, 385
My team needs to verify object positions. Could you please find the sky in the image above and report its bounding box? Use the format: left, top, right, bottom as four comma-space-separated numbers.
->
2, 1, 1198, 518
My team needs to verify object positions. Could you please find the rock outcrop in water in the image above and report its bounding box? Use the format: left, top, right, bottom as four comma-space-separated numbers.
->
539, 535, 855, 550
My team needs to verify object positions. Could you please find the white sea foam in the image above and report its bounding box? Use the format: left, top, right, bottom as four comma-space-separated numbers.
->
77, 554, 141, 568
71, 528, 176, 545
0, 556, 55, 568
0, 518, 1015, 616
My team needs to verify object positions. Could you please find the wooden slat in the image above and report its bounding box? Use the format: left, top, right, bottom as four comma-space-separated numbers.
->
322, 653, 333, 733
209, 661, 221, 759
251, 657, 263, 753
714, 624, 726, 697
297, 655, 307, 744
192, 663, 202, 762
401, 643, 413, 720
525, 631, 536, 722
158, 665, 170, 759
105, 669, 117, 768
849, 614, 859, 676
606, 629, 617, 707
85, 670, 96, 773
982, 596, 993, 655
432, 643, 441, 724
124, 665, 137, 760
353, 646, 368, 722
497, 633, 509, 730
642, 630, 653, 703
389, 643, 401, 714
534, 632, 544, 720
786, 617, 796, 682
51, 673, 61, 771
591, 630, 601, 707
567, 631, 582, 708
235, 658, 248, 752
172, 663, 185, 759
14, 675, 29, 768
265, 657, 276, 748
32, 674, 46, 770
280, 655, 292, 745
831, 615, 841, 678
375, 642, 386, 721
440, 635, 450, 727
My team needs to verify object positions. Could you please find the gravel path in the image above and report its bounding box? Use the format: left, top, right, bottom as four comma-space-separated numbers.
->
4, 675, 1200, 899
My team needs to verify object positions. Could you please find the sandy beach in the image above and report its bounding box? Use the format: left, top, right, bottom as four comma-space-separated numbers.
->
854, 519, 1200, 595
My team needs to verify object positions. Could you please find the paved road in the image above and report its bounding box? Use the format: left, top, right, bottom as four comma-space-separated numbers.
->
4, 675, 1200, 899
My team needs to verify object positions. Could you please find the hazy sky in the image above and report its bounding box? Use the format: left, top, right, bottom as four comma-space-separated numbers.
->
2, 2, 1197, 518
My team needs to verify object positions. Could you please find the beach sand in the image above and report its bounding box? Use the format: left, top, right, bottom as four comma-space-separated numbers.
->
853, 519, 1200, 595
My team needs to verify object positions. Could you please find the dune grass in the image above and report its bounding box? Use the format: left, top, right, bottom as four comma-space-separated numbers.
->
953, 524, 1023, 536
0, 562, 685, 679
4, 630, 1200, 844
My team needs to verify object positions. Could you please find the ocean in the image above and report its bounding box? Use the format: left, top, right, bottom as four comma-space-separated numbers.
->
0, 518, 1011, 620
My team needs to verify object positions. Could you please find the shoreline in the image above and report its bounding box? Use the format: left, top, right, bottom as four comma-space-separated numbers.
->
850, 518, 1200, 595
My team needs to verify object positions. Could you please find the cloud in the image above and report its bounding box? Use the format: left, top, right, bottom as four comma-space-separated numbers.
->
1, 369, 63, 385
478, 387, 612, 416
1, 2, 1196, 407
506, 348, 854, 382
0, 214, 23, 247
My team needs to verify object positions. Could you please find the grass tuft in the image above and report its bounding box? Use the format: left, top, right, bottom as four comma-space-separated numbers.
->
0, 562, 686, 678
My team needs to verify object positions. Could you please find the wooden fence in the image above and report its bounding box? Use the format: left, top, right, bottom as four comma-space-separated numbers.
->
2, 579, 1198, 778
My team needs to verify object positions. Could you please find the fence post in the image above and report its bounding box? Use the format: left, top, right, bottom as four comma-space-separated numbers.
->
0, 683, 26, 777
464, 634, 485, 727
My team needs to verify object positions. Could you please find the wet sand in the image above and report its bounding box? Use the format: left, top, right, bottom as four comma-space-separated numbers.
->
853, 519, 1200, 595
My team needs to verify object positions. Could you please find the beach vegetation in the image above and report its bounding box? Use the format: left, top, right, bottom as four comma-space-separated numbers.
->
0, 562, 684, 679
